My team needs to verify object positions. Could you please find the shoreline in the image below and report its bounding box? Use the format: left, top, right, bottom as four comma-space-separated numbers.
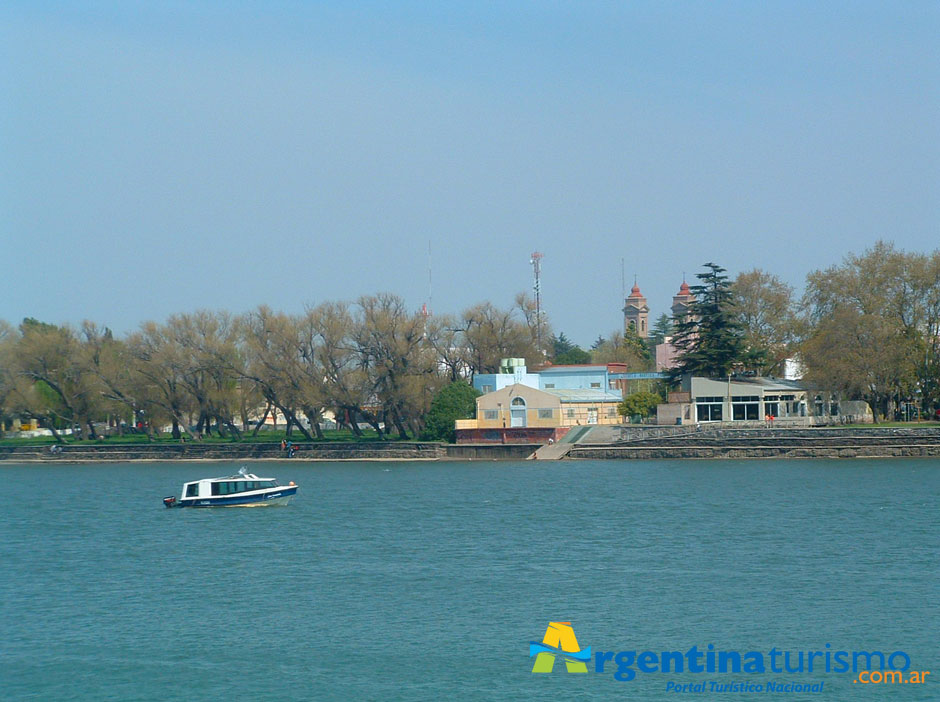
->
3, 427, 940, 462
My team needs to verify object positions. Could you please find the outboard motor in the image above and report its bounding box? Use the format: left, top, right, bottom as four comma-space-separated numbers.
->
163, 496, 178, 508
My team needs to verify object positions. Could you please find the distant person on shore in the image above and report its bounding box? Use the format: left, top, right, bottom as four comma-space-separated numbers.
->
280, 438, 287, 451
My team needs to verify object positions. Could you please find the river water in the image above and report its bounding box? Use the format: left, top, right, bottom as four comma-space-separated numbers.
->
1, 459, 937, 701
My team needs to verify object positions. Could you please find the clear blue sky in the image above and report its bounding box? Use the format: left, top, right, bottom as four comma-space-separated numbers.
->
2, 1, 938, 346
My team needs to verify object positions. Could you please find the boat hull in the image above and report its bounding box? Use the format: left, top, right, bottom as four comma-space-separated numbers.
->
177, 485, 298, 508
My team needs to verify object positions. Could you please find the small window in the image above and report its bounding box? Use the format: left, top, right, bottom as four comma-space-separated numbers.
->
566, 409, 575, 418
186, 483, 199, 497
590, 382, 601, 388
511, 397, 525, 406
483, 410, 498, 420
608, 407, 617, 417
482, 384, 494, 394
538, 409, 553, 419
544, 383, 555, 389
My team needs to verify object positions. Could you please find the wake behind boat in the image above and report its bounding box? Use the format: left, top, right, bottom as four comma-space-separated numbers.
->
163, 467, 298, 508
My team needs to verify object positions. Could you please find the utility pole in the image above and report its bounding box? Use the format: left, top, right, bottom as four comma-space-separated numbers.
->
530, 251, 544, 355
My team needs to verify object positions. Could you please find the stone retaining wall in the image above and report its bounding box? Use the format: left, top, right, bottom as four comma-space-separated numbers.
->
568, 445, 940, 460
0, 442, 448, 462
0, 441, 542, 462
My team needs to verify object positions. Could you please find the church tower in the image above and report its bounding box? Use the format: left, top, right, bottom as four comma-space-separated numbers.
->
623, 281, 649, 338
671, 279, 694, 324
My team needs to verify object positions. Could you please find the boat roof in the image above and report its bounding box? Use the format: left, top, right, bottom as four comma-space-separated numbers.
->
183, 473, 275, 484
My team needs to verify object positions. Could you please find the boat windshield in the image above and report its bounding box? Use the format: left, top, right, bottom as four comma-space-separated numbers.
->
211, 480, 278, 495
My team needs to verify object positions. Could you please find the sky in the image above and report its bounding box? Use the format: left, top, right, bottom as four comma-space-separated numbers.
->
2, 1, 938, 346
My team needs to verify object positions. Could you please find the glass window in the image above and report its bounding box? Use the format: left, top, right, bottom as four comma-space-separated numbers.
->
732, 403, 760, 420
236, 481, 246, 493
566, 409, 575, 418
511, 397, 525, 406
186, 483, 199, 497
608, 407, 617, 417
481, 384, 493, 394
590, 382, 601, 388
483, 410, 498, 420
544, 383, 555, 389
697, 404, 722, 422
538, 409, 553, 419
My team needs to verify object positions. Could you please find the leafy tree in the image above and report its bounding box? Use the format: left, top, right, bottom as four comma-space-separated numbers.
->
590, 335, 607, 350
555, 347, 591, 365
591, 328, 653, 370
460, 301, 542, 376
12, 318, 106, 441
420, 381, 481, 442
800, 242, 930, 421
618, 391, 662, 420
667, 262, 745, 384
550, 331, 591, 364
732, 270, 796, 376
355, 293, 439, 439
551, 332, 575, 358
648, 313, 672, 346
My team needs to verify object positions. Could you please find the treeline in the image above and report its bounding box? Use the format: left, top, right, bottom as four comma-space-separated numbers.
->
2, 241, 938, 437
661, 242, 940, 421
0, 294, 546, 441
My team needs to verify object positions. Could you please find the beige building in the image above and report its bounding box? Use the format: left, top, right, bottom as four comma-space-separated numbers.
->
460, 383, 623, 430
623, 282, 649, 337
656, 376, 809, 425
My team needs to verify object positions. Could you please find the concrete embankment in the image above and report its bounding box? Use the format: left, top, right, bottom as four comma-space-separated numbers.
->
0, 441, 540, 462
567, 426, 940, 460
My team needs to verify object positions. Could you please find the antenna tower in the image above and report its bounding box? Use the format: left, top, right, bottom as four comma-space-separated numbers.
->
530, 251, 544, 354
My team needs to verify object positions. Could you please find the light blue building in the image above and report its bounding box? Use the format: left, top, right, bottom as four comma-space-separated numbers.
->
472, 358, 539, 395
474, 360, 661, 400
537, 364, 614, 393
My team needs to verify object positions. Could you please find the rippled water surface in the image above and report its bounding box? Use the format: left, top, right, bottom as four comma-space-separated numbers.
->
1, 459, 937, 700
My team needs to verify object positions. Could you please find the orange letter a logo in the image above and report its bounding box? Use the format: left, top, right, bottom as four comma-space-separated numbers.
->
530, 621, 590, 673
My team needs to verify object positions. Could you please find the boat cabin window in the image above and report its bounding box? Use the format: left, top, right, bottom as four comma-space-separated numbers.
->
185, 483, 199, 497
211, 480, 277, 495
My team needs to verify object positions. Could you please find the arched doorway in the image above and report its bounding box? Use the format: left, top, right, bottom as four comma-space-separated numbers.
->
510, 396, 527, 427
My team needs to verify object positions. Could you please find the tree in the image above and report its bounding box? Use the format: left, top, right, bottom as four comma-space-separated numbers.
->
460, 301, 540, 376
235, 307, 314, 440
800, 242, 927, 421
551, 333, 591, 364
618, 391, 662, 420
12, 318, 106, 441
732, 270, 796, 376
591, 328, 653, 370
648, 313, 672, 347
354, 293, 439, 439
126, 321, 199, 440
305, 301, 374, 437
420, 381, 481, 442
555, 346, 592, 365
667, 263, 745, 384
552, 332, 574, 358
